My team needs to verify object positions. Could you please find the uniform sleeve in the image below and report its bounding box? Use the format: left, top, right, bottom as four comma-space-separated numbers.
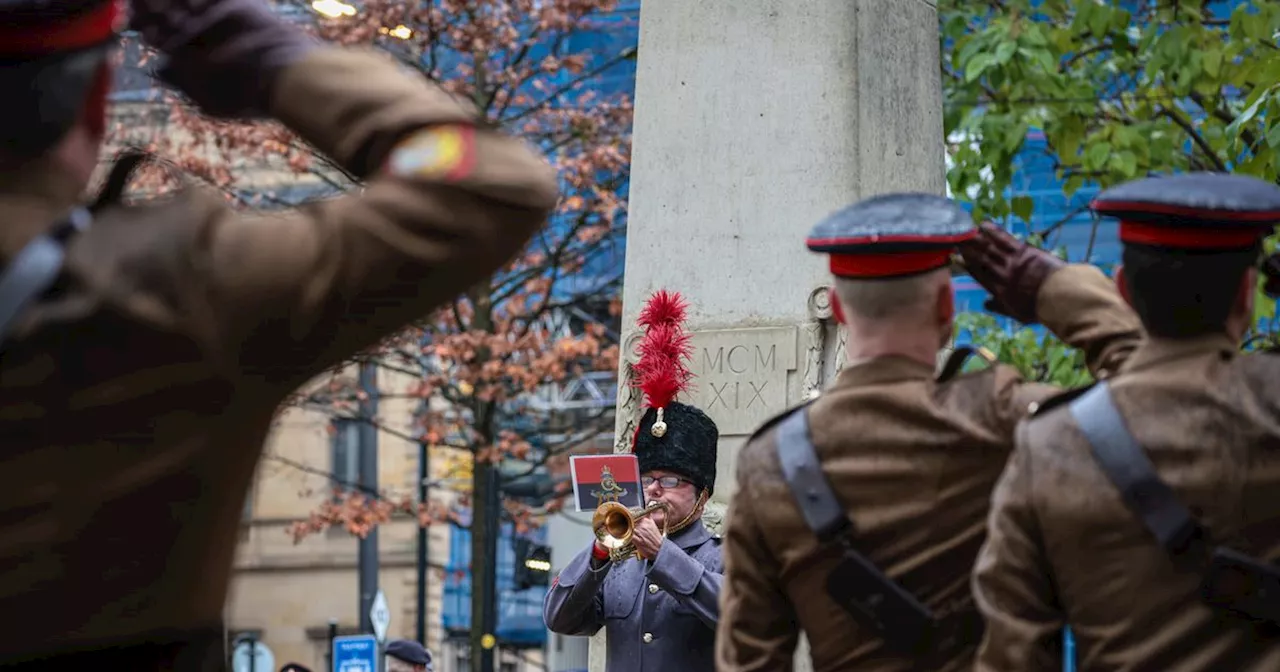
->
543, 543, 612, 636
1036, 264, 1142, 380
717, 446, 800, 671
188, 47, 560, 386
973, 423, 1064, 672
645, 538, 722, 629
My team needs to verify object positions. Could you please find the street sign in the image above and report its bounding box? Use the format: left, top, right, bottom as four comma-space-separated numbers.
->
333, 634, 378, 672
231, 639, 275, 672
370, 589, 391, 643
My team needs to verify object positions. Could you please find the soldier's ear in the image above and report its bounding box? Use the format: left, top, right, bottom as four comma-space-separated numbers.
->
82, 59, 114, 141
937, 279, 954, 325
1114, 264, 1132, 305
828, 287, 846, 324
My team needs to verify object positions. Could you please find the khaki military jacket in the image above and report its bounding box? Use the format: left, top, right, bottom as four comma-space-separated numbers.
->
974, 335, 1280, 672
0, 47, 557, 666
715, 264, 1143, 672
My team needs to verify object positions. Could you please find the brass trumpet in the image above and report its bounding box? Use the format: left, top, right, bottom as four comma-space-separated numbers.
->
592, 500, 670, 562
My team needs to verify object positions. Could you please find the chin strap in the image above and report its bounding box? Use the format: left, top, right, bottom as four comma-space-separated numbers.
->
664, 489, 709, 537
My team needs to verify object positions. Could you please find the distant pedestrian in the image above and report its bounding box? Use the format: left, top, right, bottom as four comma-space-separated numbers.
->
279, 664, 312, 672
385, 640, 433, 672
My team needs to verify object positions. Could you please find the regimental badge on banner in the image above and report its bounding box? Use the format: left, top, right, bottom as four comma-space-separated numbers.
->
569, 454, 645, 513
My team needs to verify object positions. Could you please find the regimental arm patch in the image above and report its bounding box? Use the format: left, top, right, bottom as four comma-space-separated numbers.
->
387, 123, 477, 182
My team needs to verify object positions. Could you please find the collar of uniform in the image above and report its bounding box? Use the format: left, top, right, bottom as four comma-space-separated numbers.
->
832, 354, 935, 389
1121, 333, 1237, 374
669, 517, 712, 549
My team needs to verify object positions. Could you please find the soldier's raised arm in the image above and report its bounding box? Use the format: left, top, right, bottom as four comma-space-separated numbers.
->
129, 0, 559, 386
960, 224, 1143, 430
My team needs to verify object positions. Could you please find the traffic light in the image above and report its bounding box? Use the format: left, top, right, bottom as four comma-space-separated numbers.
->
514, 537, 552, 590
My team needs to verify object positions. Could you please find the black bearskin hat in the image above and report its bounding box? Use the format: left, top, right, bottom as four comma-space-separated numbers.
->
630, 290, 719, 495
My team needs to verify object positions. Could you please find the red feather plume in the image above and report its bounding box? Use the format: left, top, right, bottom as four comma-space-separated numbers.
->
632, 290, 693, 409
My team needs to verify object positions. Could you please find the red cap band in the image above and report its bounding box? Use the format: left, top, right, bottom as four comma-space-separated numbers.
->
828, 249, 953, 278
1119, 220, 1268, 250
0, 1, 122, 57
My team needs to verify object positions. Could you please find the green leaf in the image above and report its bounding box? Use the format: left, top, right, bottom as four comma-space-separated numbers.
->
965, 53, 997, 83
1085, 142, 1112, 171
995, 41, 1018, 65
1012, 196, 1035, 222
1204, 49, 1223, 78
1110, 150, 1138, 178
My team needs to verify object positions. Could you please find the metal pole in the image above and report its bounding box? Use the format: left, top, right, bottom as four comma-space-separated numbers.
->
416, 440, 429, 645
358, 362, 380, 635
479, 465, 500, 672
327, 619, 338, 672
248, 634, 257, 672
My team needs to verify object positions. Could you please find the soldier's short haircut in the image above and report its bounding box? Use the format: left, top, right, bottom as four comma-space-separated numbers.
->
1121, 243, 1259, 338
833, 267, 949, 321
0, 45, 108, 162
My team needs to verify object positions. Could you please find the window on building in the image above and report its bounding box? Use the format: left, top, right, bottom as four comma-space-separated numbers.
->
331, 418, 361, 494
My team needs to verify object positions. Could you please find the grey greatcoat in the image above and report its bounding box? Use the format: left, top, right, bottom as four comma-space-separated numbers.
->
543, 519, 723, 671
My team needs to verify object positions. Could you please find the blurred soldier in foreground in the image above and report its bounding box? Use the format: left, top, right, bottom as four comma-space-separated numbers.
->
0, 0, 557, 668
716, 193, 1142, 671
544, 290, 723, 672
974, 173, 1280, 671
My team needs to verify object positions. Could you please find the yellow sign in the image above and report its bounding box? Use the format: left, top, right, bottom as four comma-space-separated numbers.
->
480, 634, 496, 650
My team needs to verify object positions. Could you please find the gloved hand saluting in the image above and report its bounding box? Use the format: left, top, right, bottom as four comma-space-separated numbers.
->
128, 0, 318, 119
959, 222, 1066, 325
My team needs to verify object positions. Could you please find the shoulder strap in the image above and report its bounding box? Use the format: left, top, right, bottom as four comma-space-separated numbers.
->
1068, 383, 1204, 555
0, 208, 92, 347
1028, 383, 1095, 419
90, 150, 154, 212
750, 399, 816, 444
936, 345, 995, 382
776, 407, 852, 542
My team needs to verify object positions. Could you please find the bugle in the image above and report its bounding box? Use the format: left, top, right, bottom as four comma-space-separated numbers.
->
592, 500, 670, 562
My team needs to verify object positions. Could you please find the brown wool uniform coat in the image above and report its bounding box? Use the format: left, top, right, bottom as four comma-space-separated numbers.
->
974, 335, 1280, 671
715, 264, 1143, 672
0, 47, 558, 665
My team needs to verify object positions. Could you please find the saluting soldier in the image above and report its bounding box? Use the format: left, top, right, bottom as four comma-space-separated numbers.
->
974, 174, 1280, 671
0, 0, 557, 668
544, 290, 723, 672
716, 193, 1144, 672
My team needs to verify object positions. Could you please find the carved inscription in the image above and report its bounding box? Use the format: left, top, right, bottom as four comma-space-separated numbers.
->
688, 327, 798, 435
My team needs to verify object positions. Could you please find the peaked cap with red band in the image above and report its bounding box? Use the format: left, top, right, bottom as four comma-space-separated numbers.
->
806, 193, 977, 279
1091, 172, 1280, 251
629, 290, 719, 495
0, 0, 124, 60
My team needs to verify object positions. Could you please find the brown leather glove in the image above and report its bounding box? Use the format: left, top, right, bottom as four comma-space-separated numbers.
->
128, 0, 318, 119
959, 222, 1066, 324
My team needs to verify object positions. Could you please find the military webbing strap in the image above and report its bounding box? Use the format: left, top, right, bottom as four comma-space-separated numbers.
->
775, 408, 983, 656
0, 207, 91, 347
776, 407, 850, 542
1068, 382, 1204, 555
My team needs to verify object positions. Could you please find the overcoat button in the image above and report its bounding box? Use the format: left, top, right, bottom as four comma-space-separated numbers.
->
648, 583, 659, 594
643, 632, 654, 643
